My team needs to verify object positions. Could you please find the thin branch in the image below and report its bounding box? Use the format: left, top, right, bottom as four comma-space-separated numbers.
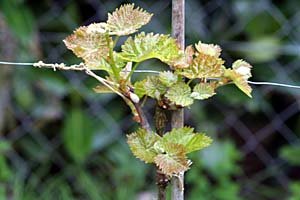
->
106, 34, 120, 80
113, 36, 120, 48
33, 61, 152, 133
35, 61, 153, 135
133, 102, 151, 132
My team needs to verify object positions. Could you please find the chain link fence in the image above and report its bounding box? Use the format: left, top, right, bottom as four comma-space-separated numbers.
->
1, 0, 300, 199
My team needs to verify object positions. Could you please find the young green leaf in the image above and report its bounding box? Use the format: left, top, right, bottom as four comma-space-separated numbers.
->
182, 54, 224, 79
174, 45, 195, 69
127, 128, 160, 163
63, 27, 112, 70
165, 82, 194, 107
106, 4, 153, 36
92, 58, 114, 74
162, 127, 212, 153
185, 133, 212, 153
232, 59, 252, 80
134, 76, 167, 99
134, 80, 147, 98
120, 32, 182, 65
159, 71, 178, 87
86, 22, 107, 34
112, 52, 127, 69
225, 69, 252, 97
162, 127, 194, 145
191, 82, 216, 100
154, 143, 190, 176
195, 41, 221, 57
176, 41, 225, 79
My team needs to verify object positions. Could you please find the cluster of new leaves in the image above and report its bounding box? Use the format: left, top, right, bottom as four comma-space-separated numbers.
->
63, 3, 253, 176
133, 43, 253, 110
64, 3, 253, 106
127, 127, 212, 176
63, 4, 154, 79
134, 72, 218, 109
174, 42, 253, 97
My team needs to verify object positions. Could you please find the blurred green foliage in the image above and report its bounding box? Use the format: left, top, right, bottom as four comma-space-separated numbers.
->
187, 141, 242, 200
0, 0, 299, 199
62, 107, 95, 163
0, 141, 12, 182
280, 145, 300, 166
288, 182, 300, 200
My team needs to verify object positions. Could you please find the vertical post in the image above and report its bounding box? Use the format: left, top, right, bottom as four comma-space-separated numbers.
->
172, 0, 185, 49
171, 0, 185, 200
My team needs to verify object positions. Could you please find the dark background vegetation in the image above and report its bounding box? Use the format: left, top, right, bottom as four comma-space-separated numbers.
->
0, 0, 300, 199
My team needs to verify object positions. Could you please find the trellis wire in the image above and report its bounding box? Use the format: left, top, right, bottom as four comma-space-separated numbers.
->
1, 61, 300, 89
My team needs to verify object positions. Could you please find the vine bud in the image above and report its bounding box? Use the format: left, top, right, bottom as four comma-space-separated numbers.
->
129, 92, 140, 103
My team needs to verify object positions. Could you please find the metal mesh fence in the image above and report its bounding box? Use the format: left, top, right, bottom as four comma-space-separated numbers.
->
1, 0, 300, 199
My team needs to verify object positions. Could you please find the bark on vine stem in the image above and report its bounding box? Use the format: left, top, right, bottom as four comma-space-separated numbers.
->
154, 106, 169, 200
134, 102, 169, 200
171, 0, 185, 200
133, 102, 151, 132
